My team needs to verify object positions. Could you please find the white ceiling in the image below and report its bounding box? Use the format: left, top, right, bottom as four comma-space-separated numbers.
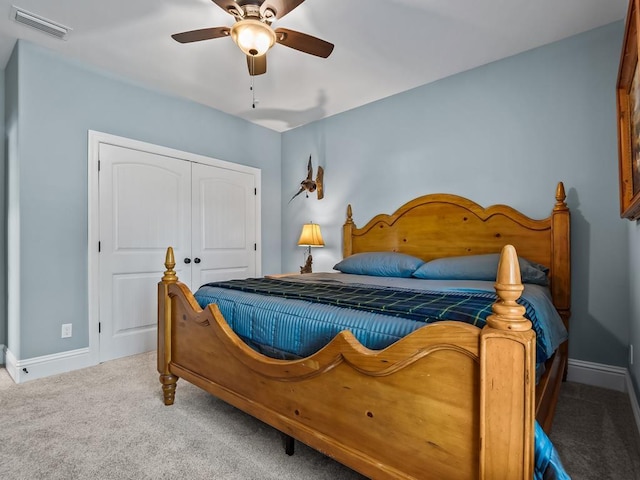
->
0, 0, 629, 132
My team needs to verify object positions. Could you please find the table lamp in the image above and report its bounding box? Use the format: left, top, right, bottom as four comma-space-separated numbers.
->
297, 223, 324, 273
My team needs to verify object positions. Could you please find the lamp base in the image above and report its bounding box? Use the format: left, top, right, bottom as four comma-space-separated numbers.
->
300, 254, 313, 274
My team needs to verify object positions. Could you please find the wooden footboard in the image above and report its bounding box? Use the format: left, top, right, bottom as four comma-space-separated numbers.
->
158, 245, 536, 479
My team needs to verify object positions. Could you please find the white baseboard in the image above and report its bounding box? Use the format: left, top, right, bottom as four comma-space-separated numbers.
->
567, 358, 640, 438
566, 358, 628, 392
5, 347, 93, 383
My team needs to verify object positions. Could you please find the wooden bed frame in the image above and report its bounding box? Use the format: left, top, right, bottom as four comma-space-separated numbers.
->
158, 182, 570, 480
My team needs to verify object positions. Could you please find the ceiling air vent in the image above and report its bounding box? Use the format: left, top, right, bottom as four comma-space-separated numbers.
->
10, 6, 70, 40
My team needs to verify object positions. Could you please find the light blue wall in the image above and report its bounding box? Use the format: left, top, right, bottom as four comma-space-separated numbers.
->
9, 40, 281, 359
5, 22, 635, 386
0, 66, 5, 350
5, 47, 18, 359
282, 22, 629, 368
630, 223, 640, 396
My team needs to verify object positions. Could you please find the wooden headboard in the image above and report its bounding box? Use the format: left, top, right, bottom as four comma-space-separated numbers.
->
343, 182, 571, 328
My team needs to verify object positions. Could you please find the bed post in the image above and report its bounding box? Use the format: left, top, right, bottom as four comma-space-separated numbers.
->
551, 181, 571, 333
343, 204, 354, 258
158, 246, 179, 406
479, 245, 536, 479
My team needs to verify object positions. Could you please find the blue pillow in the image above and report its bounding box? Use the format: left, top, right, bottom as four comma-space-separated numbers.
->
333, 252, 425, 278
411, 253, 549, 286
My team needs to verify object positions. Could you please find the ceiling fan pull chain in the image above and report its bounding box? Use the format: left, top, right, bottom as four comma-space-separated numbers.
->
250, 56, 257, 109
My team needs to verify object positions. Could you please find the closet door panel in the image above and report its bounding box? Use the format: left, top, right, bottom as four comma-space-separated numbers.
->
99, 144, 191, 362
192, 162, 257, 287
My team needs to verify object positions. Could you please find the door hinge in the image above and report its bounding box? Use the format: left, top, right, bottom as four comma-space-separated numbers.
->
98, 241, 101, 252
98, 322, 101, 333
98, 160, 101, 172
254, 243, 257, 251
254, 188, 257, 195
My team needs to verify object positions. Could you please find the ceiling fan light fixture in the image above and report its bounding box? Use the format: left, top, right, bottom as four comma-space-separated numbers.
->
230, 19, 276, 57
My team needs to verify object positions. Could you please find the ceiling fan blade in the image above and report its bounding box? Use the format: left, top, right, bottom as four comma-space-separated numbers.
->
171, 27, 230, 44
247, 54, 267, 76
260, 0, 305, 20
275, 28, 334, 58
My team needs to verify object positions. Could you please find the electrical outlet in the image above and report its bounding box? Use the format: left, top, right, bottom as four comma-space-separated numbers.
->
61, 323, 72, 338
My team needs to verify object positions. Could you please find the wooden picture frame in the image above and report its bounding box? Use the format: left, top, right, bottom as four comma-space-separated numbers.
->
617, 0, 640, 220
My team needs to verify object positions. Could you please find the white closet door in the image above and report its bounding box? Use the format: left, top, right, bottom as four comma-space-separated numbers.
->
98, 144, 191, 362
191, 162, 257, 288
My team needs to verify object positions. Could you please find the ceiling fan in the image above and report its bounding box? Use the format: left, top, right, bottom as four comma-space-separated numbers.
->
171, 0, 334, 76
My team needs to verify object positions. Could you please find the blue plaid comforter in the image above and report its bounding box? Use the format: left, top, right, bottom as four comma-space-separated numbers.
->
200, 277, 551, 363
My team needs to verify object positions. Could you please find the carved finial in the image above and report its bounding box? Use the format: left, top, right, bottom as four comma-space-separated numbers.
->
162, 247, 178, 283
486, 245, 531, 331
346, 204, 354, 225
554, 182, 567, 211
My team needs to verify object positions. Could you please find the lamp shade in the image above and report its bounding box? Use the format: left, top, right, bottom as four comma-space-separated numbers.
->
298, 223, 324, 247
230, 19, 276, 57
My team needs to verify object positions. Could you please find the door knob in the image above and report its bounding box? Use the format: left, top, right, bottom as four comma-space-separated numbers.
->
184, 258, 191, 264
194, 257, 201, 264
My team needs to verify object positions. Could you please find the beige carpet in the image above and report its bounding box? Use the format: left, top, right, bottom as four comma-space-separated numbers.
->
0, 352, 364, 480
1, 352, 639, 479
550, 381, 640, 479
